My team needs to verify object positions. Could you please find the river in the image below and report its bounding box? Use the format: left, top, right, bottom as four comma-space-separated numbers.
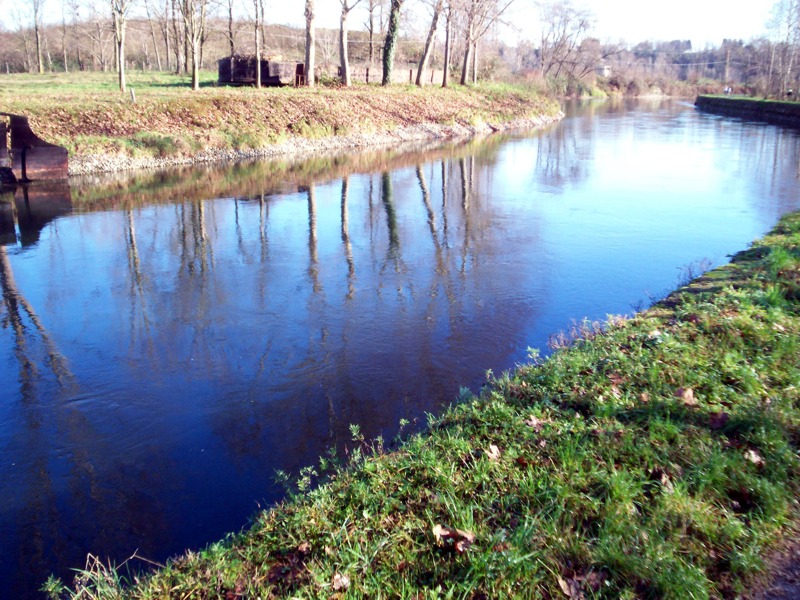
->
1, 99, 799, 597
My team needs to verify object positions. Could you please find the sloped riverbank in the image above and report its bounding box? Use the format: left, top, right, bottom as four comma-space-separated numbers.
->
0, 73, 563, 176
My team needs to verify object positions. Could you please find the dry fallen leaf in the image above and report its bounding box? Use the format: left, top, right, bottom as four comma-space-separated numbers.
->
297, 542, 311, 554
486, 444, 501, 461
557, 575, 584, 598
524, 415, 545, 431
332, 572, 350, 591
433, 524, 476, 553
676, 387, 697, 406
744, 449, 765, 466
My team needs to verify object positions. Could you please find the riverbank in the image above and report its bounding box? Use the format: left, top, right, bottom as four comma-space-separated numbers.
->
46, 207, 800, 598
0, 72, 562, 176
695, 95, 800, 128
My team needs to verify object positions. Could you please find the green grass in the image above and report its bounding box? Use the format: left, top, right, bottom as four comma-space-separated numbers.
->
44, 212, 800, 598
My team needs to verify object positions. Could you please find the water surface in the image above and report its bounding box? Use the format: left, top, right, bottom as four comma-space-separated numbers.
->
2, 99, 800, 596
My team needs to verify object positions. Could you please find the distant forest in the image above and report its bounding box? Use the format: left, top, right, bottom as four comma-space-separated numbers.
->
2, 0, 800, 97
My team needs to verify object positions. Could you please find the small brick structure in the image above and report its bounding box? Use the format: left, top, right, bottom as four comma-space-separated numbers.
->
218, 55, 301, 87
0, 112, 69, 181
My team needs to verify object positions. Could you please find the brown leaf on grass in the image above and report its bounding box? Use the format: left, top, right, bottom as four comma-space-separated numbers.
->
557, 576, 585, 598
649, 467, 675, 493
639, 392, 650, 403
744, 448, 765, 466
433, 524, 476, 553
297, 542, 311, 554
332, 572, 350, 591
524, 415, 546, 431
486, 444, 502, 461
608, 373, 625, 386
676, 387, 697, 406
609, 385, 622, 398
708, 411, 730, 430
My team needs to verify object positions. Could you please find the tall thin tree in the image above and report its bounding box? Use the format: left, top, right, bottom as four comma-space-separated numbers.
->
253, 0, 262, 87
305, 0, 316, 86
110, 0, 133, 91
417, 0, 443, 86
339, 0, 362, 86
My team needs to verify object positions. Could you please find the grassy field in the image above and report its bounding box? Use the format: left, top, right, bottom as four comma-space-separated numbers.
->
0, 71, 559, 160
44, 208, 800, 598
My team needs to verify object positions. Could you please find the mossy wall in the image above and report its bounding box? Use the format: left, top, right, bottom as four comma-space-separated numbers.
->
695, 95, 800, 127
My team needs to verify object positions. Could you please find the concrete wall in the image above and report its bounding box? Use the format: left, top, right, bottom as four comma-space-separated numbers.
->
695, 95, 800, 128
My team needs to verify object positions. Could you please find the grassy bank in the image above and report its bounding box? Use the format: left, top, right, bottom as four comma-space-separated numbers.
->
0, 71, 560, 161
45, 209, 800, 598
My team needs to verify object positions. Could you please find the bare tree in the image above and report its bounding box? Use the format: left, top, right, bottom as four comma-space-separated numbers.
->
144, 0, 163, 70
60, 1, 70, 71
252, 0, 262, 87
537, 0, 593, 80
224, 0, 237, 60
180, 0, 207, 89
339, 0, 362, 86
364, 0, 385, 65
416, 0, 443, 86
110, 0, 134, 91
381, 0, 403, 85
305, 0, 316, 86
31, 0, 45, 73
442, 1, 452, 86
459, 0, 515, 85
170, 0, 184, 73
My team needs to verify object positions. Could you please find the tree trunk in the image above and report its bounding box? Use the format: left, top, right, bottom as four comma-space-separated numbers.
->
146, 6, 163, 71
471, 41, 477, 84
61, 20, 69, 72
442, 8, 451, 88
460, 14, 474, 85
228, 0, 235, 57
117, 28, 126, 92
254, 24, 261, 88
304, 0, 316, 87
416, 0, 442, 86
382, 0, 403, 86
191, 39, 199, 89
339, 7, 351, 86
367, 2, 375, 64
171, 0, 182, 73
34, 22, 44, 73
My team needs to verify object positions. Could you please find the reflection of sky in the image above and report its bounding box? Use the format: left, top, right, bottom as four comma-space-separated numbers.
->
2, 100, 800, 598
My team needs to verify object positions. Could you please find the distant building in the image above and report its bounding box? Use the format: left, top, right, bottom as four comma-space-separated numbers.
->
218, 56, 302, 87
595, 65, 612, 78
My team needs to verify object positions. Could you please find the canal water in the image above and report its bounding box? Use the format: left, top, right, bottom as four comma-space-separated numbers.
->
2, 99, 800, 596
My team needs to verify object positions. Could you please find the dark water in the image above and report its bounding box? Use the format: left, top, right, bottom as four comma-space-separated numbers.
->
2, 99, 800, 596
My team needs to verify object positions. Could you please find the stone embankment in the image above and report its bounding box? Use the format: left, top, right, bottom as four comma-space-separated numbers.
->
68, 115, 563, 176
695, 95, 800, 127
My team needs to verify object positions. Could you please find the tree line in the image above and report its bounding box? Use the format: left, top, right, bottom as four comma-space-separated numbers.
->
3, 0, 800, 98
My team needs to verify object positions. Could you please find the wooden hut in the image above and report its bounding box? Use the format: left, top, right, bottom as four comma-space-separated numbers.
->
218, 55, 300, 87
